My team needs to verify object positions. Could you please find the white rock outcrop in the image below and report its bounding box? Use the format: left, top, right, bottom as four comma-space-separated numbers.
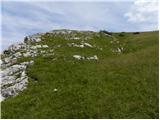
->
1, 60, 34, 101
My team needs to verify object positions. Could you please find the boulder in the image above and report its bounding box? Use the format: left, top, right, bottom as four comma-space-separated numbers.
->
36, 45, 42, 48
13, 52, 22, 58
87, 55, 98, 60
73, 55, 84, 60
84, 43, 93, 48
34, 38, 41, 42
70, 37, 80, 40
42, 45, 49, 48
23, 52, 31, 57
30, 46, 37, 49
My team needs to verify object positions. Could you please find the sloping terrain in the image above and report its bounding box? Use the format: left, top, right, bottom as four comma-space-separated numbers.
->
1, 30, 159, 118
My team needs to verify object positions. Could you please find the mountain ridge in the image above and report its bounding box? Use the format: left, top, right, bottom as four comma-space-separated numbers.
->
1, 29, 159, 118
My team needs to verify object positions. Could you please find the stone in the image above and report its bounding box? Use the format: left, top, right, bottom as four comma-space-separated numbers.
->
1, 64, 26, 77
0, 94, 5, 102
79, 45, 84, 48
0, 59, 3, 65
35, 38, 41, 42
23, 52, 31, 57
68, 43, 84, 48
84, 43, 93, 48
1, 57, 34, 101
73, 55, 84, 60
87, 55, 98, 60
71, 37, 80, 40
30, 46, 37, 49
54, 88, 58, 92
0, 70, 10, 77
8, 44, 21, 52
42, 53, 54, 57
36, 45, 42, 48
30, 60, 34, 65
40, 50, 46, 54
117, 48, 122, 53
20, 61, 30, 65
21, 71, 26, 77
42, 45, 49, 48
1, 75, 28, 98
13, 52, 22, 58
1, 87, 16, 97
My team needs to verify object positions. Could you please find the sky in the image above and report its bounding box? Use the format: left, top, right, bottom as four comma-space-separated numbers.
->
1, 0, 159, 52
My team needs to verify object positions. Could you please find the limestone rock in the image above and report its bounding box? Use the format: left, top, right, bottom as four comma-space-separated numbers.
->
73, 55, 84, 60
87, 55, 98, 60
1, 60, 34, 101
23, 52, 31, 57
42, 45, 49, 48
13, 52, 22, 58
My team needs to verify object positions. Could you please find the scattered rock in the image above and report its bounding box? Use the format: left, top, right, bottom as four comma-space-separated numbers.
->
68, 42, 94, 48
73, 55, 98, 61
87, 55, 98, 60
36, 45, 42, 48
30, 46, 37, 50
83, 43, 93, 48
13, 52, 22, 58
23, 52, 31, 57
42, 45, 49, 48
70, 37, 80, 40
73, 55, 85, 60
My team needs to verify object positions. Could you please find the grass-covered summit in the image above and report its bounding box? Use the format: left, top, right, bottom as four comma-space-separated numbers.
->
1, 29, 159, 118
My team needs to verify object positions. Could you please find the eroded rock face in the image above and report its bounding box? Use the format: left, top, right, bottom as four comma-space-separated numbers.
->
1, 33, 51, 101
1, 77, 28, 98
1, 61, 34, 101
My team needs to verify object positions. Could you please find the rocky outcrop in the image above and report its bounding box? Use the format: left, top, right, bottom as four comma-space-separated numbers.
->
1, 33, 49, 101
1, 61, 34, 101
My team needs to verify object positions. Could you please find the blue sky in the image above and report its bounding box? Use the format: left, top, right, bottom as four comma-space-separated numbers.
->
1, 0, 159, 51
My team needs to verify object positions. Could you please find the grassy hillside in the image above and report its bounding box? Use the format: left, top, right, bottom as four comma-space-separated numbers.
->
1, 30, 159, 118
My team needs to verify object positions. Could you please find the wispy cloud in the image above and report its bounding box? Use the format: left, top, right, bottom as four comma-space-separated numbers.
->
1, 0, 159, 51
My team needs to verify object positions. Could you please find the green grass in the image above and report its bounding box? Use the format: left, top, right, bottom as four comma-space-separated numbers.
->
1, 30, 159, 118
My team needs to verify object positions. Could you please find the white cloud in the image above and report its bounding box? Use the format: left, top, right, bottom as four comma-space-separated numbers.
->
124, 0, 158, 23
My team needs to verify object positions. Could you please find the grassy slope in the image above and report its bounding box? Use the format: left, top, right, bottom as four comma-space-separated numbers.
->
1, 31, 159, 118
